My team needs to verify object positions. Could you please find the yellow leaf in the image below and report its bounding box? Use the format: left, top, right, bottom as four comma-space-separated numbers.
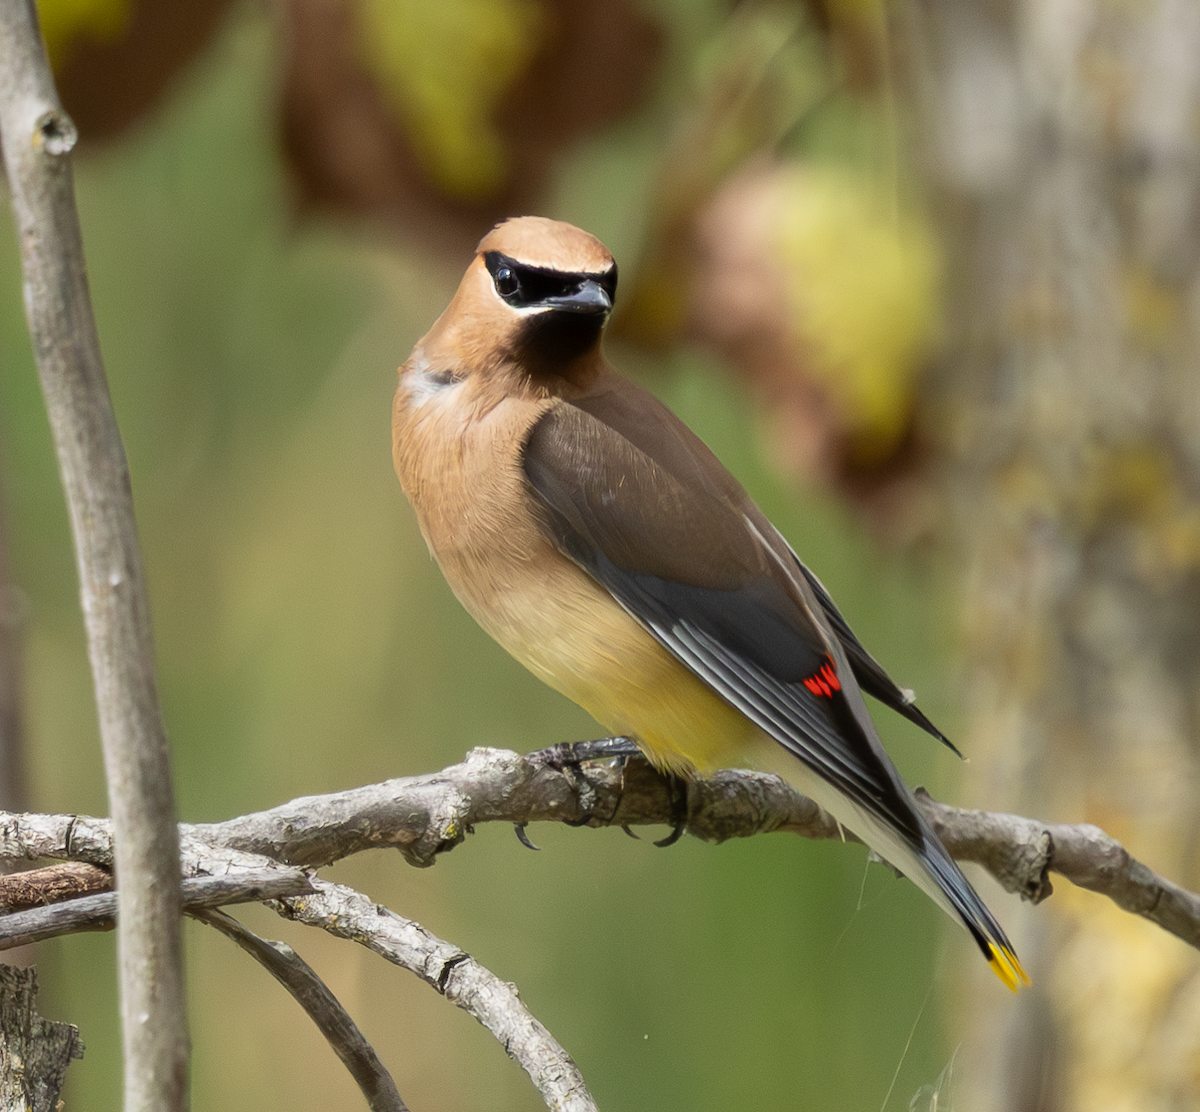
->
356, 0, 543, 200
36, 0, 131, 66
774, 165, 940, 464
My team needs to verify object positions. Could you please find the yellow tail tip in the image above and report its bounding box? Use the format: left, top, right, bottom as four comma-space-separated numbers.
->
987, 942, 1031, 992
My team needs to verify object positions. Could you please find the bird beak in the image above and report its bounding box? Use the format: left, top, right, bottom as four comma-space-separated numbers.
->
542, 278, 612, 317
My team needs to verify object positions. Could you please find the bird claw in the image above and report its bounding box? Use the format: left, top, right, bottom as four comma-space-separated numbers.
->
522, 736, 643, 839
513, 823, 540, 851
651, 771, 690, 848
524, 736, 690, 848
653, 822, 685, 848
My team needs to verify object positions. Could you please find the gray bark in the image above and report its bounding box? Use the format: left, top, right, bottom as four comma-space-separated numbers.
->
0, 965, 82, 1112
899, 0, 1200, 1106
0, 4, 188, 1109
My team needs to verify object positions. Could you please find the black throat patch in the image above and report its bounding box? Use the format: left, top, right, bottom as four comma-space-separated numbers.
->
483, 250, 617, 375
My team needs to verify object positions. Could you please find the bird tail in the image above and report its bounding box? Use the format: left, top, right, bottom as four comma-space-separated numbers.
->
748, 736, 1030, 991
920, 834, 1030, 992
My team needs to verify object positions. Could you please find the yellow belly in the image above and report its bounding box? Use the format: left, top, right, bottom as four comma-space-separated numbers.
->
395, 384, 756, 775
464, 555, 759, 776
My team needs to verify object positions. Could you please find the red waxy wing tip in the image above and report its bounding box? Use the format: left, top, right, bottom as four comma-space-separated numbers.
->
802, 658, 841, 697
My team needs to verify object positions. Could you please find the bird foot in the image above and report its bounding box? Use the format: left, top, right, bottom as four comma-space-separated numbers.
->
525, 736, 643, 769
516, 736, 688, 849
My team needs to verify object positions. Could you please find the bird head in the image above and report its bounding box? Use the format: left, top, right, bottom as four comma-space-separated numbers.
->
419, 217, 618, 384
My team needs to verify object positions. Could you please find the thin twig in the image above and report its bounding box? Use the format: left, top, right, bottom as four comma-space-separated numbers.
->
917, 792, 1200, 946
193, 909, 409, 1112
0, 868, 314, 950
278, 877, 597, 1112
0, 5, 186, 1111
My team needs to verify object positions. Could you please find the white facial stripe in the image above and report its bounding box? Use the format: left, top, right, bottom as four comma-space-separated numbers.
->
489, 288, 556, 315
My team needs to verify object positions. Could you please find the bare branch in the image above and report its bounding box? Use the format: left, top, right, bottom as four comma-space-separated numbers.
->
186, 745, 836, 869
0, 830, 590, 1111
0, 811, 120, 866
0, 868, 313, 950
194, 909, 409, 1112
0, 965, 83, 1112
277, 877, 597, 1112
2, 747, 1198, 1105
0, 4, 186, 1111
918, 793, 1200, 948
0, 747, 1195, 956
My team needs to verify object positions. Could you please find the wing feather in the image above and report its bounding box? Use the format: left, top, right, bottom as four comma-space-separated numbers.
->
792, 559, 960, 755
522, 389, 1025, 982
523, 395, 924, 840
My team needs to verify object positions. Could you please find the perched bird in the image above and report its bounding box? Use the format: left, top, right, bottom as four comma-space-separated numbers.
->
392, 216, 1028, 991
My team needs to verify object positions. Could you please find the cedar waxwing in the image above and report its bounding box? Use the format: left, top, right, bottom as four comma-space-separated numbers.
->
392, 216, 1028, 991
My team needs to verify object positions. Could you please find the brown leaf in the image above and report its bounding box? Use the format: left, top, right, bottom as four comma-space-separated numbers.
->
278, 0, 663, 253
52, 0, 234, 146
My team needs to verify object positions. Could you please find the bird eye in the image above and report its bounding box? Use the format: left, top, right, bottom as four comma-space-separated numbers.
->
495, 266, 519, 298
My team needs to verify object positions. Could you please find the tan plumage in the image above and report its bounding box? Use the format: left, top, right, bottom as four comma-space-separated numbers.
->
392, 216, 1027, 991
393, 221, 745, 770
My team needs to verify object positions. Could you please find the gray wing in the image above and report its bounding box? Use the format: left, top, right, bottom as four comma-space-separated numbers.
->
522, 393, 925, 840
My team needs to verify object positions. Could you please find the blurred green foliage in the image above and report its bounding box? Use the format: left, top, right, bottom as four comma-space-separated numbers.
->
0, 4, 966, 1110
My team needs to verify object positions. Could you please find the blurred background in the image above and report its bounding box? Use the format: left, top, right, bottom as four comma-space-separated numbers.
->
1, 0, 1199, 1109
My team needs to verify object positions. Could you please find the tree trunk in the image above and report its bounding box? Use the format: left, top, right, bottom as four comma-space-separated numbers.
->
900, 0, 1200, 1108
0, 965, 82, 1111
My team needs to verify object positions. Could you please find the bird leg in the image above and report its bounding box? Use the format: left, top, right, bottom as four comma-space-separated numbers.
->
526, 736, 644, 766
518, 736, 689, 849
516, 737, 641, 850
